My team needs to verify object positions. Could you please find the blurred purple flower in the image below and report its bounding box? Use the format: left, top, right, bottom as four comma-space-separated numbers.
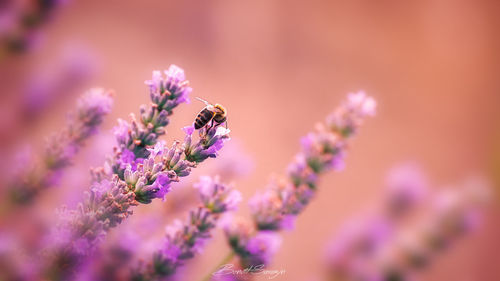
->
195, 176, 242, 213
135, 177, 241, 279
6, 88, 113, 204
384, 163, 429, 218
324, 176, 490, 281
325, 217, 393, 278
326, 91, 376, 137
250, 92, 376, 232
224, 92, 376, 269
21, 44, 98, 121
0, 0, 69, 54
244, 232, 282, 267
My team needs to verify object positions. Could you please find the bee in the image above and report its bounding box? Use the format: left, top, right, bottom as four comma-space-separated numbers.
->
194, 97, 227, 130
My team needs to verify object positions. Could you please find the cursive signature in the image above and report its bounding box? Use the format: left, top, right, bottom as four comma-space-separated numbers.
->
212, 264, 286, 279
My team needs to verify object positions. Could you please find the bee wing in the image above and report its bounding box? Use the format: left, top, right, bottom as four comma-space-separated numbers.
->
195, 97, 211, 106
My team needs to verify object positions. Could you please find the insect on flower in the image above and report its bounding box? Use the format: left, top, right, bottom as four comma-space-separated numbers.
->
193, 97, 227, 130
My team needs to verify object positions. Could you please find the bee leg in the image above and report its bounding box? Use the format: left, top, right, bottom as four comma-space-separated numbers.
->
206, 120, 215, 132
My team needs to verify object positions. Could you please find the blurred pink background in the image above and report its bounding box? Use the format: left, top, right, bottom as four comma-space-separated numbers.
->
0, 1, 499, 280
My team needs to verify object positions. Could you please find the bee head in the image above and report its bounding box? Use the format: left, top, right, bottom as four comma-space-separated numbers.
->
214, 104, 227, 117
213, 104, 227, 124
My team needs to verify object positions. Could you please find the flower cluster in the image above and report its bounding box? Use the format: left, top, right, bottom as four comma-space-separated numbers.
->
1, 0, 67, 56
42, 66, 230, 279
183, 125, 231, 163
324, 174, 490, 281
224, 219, 282, 268
109, 65, 192, 178
116, 123, 230, 205
73, 142, 254, 281
21, 45, 97, 122
384, 164, 428, 218
45, 88, 113, 168
375, 183, 488, 281
325, 165, 428, 280
7, 88, 113, 204
134, 176, 241, 280
225, 91, 376, 268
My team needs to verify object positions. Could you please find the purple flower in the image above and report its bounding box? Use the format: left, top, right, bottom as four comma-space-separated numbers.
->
145, 65, 192, 108
194, 176, 242, 213
224, 218, 282, 268
148, 140, 167, 158
112, 119, 132, 148
385, 163, 428, 217
75, 88, 113, 131
386, 185, 489, 280
120, 148, 142, 170
184, 125, 231, 163
111, 66, 192, 176
426, 187, 486, 245
251, 93, 376, 230
43, 66, 229, 280
182, 124, 195, 135
121, 141, 189, 204
1, 0, 68, 55
139, 177, 240, 279
244, 231, 282, 266
346, 91, 377, 117
249, 188, 286, 231
225, 92, 376, 270
151, 172, 173, 199
46, 88, 113, 168
326, 217, 392, 271
326, 90, 377, 137
324, 176, 491, 281
7, 88, 113, 204
112, 119, 231, 205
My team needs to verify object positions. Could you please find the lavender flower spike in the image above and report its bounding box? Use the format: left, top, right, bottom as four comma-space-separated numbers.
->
42, 66, 228, 279
324, 164, 427, 280
109, 66, 192, 178
8, 88, 113, 204
252, 91, 376, 231
224, 218, 282, 268
134, 176, 241, 280
49, 126, 229, 259
224, 92, 376, 269
45, 120, 230, 279
367, 182, 490, 281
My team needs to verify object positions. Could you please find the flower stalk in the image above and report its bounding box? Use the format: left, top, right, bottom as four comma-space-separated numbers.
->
6, 88, 113, 205
133, 176, 241, 280
223, 92, 376, 270
42, 66, 230, 280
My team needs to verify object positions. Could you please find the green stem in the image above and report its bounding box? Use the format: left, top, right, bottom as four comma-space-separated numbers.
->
200, 251, 235, 281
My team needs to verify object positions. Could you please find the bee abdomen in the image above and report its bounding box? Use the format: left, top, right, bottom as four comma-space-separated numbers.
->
194, 108, 215, 129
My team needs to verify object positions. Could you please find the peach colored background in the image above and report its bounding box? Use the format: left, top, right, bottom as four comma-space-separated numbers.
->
1, 1, 499, 280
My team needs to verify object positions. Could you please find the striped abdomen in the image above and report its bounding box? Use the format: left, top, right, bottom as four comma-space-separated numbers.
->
194, 107, 215, 129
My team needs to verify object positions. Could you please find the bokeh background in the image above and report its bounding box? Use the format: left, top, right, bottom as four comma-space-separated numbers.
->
0, 0, 499, 280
